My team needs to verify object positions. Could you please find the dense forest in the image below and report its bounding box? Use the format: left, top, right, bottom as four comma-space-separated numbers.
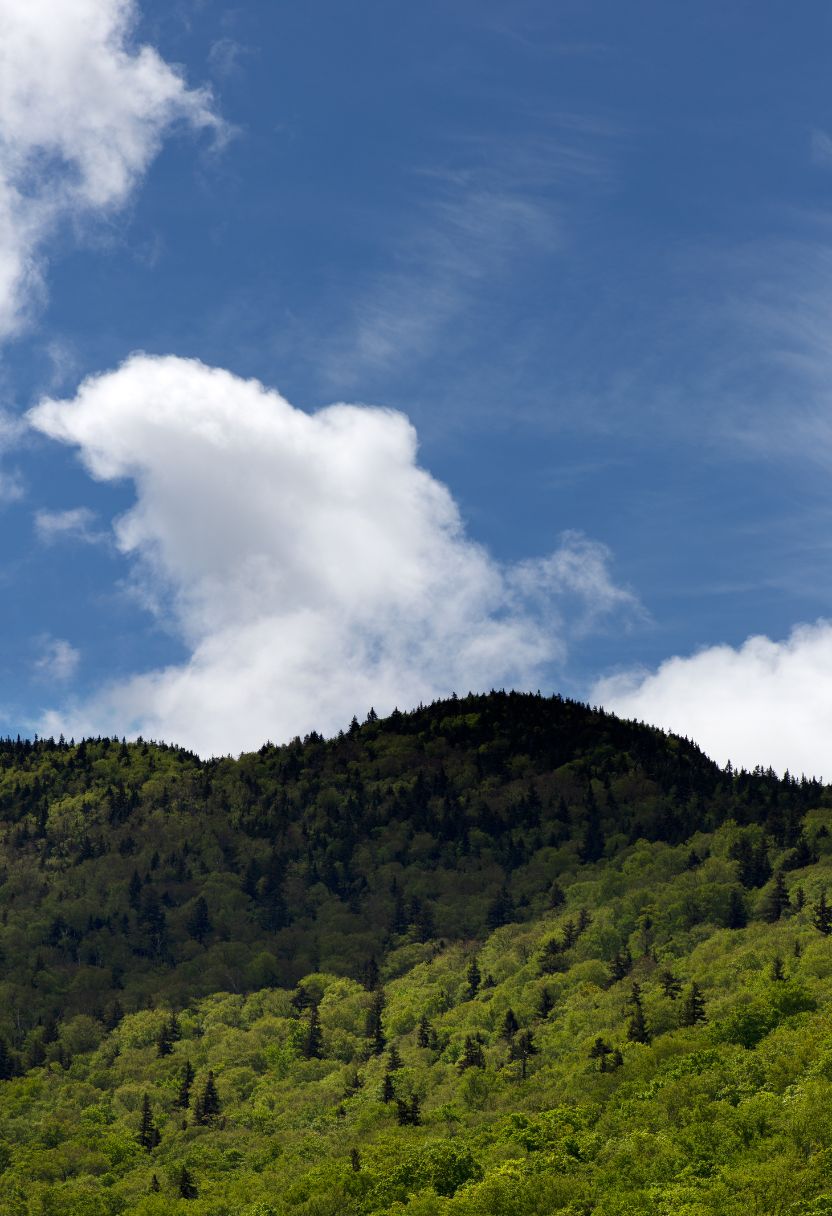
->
0, 692, 829, 1212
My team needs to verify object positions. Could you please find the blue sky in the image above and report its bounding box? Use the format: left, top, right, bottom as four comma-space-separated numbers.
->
3, 0, 832, 771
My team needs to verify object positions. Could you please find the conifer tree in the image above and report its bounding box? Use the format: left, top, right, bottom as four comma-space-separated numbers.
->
770, 955, 786, 982
178, 1166, 198, 1199
350, 1148, 361, 1173
511, 1029, 537, 1079
762, 871, 790, 923
186, 896, 211, 945
138, 1093, 160, 1151
679, 982, 707, 1026
381, 1071, 395, 1103
627, 982, 650, 1044
365, 991, 385, 1055
609, 947, 633, 983
458, 1035, 485, 1070
658, 969, 682, 1000
303, 1005, 324, 1060
417, 1013, 433, 1048
537, 988, 554, 1018
812, 890, 832, 935
387, 1043, 402, 1071
727, 888, 748, 929
500, 1008, 519, 1041
150, 1175, 161, 1193
193, 1071, 221, 1125
465, 957, 481, 999
176, 1059, 195, 1109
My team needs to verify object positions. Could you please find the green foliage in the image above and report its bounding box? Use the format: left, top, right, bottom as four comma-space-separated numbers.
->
0, 695, 827, 1211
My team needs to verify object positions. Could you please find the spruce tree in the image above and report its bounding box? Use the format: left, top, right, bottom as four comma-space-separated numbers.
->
762, 871, 790, 923
417, 1013, 433, 1048
627, 982, 650, 1044
812, 890, 832, 935
658, 969, 682, 1000
679, 982, 707, 1026
381, 1071, 395, 1103
365, 991, 385, 1055
178, 1166, 198, 1199
511, 1029, 537, 1079
726, 888, 748, 929
500, 1008, 519, 1041
186, 896, 211, 945
465, 957, 481, 999
194, 1071, 221, 1125
176, 1059, 195, 1109
458, 1035, 485, 1070
303, 1005, 324, 1060
138, 1093, 160, 1151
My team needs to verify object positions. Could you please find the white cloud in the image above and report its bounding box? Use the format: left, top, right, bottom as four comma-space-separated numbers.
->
34, 506, 103, 544
28, 353, 637, 755
34, 637, 80, 682
0, 468, 24, 503
0, 0, 219, 338
593, 620, 832, 778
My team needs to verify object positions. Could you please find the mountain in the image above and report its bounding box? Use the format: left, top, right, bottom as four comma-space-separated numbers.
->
0, 692, 828, 1213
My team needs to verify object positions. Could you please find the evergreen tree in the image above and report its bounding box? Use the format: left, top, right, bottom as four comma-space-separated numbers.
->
770, 955, 786, 982
150, 1175, 161, 1193
465, 957, 481, 999
156, 1019, 173, 1057
176, 1059, 195, 1109
500, 1008, 519, 1041
679, 982, 707, 1026
589, 1037, 613, 1069
350, 1148, 361, 1173
658, 969, 682, 1000
762, 871, 790, 923
303, 1005, 324, 1060
579, 785, 605, 863
138, 1093, 160, 1151
458, 1035, 485, 1070
186, 896, 211, 945
627, 982, 650, 1044
365, 991, 386, 1055
812, 889, 832, 935
727, 888, 748, 929
510, 1030, 537, 1079
609, 947, 633, 983
178, 1166, 198, 1199
537, 988, 554, 1018
381, 1071, 395, 1103
194, 1071, 221, 1125
417, 1013, 433, 1048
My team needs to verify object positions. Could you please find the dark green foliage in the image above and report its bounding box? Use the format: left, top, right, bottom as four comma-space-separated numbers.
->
679, 982, 707, 1026
138, 1093, 160, 1151
812, 890, 832, 935
177, 1058, 195, 1109
727, 887, 748, 928
609, 947, 633, 983
500, 1008, 519, 1041
178, 1166, 198, 1199
303, 1005, 324, 1060
186, 895, 211, 944
193, 1070, 221, 1125
365, 990, 385, 1055
465, 957, 481, 999
658, 969, 682, 1000
417, 1013, 434, 1048
458, 1034, 486, 1070
763, 871, 791, 922
627, 982, 650, 1044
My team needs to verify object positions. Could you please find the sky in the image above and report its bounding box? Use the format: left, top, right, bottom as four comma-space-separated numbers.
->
2, 0, 832, 772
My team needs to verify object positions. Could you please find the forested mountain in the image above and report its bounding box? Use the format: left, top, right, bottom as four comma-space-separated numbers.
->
0, 693, 830, 1213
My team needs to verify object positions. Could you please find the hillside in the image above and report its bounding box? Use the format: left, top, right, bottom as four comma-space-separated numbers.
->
0, 693, 829, 1212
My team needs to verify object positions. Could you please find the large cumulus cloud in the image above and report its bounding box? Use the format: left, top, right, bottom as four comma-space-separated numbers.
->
29, 354, 637, 755
594, 621, 832, 777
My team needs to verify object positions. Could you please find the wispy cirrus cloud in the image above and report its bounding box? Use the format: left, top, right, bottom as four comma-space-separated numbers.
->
34, 506, 106, 546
